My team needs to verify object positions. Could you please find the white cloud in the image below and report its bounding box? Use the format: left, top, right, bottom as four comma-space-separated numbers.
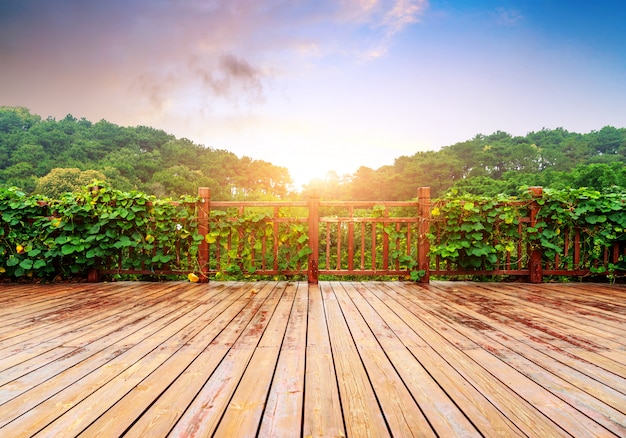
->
383, 0, 428, 35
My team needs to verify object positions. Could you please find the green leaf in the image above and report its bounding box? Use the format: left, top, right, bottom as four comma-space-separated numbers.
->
27, 248, 42, 257
19, 259, 33, 270
297, 247, 313, 259
470, 232, 484, 240
151, 254, 172, 263
62, 244, 76, 255
586, 214, 607, 224
113, 235, 132, 249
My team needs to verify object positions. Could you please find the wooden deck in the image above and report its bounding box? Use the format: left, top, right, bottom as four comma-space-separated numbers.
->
0, 281, 625, 437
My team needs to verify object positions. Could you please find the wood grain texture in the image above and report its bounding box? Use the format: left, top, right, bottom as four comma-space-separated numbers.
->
0, 280, 623, 437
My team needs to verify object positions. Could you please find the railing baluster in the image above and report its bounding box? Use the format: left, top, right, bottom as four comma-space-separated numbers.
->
336, 221, 342, 271
360, 223, 366, 270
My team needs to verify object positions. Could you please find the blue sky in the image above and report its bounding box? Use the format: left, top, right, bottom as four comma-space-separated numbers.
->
1, 0, 625, 188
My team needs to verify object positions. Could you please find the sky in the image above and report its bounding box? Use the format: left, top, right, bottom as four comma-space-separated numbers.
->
2, 0, 626, 189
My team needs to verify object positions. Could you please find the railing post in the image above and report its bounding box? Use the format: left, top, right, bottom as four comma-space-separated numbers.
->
528, 186, 543, 283
417, 187, 431, 283
197, 187, 210, 283
87, 268, 99, 283
307, 190, 320, 284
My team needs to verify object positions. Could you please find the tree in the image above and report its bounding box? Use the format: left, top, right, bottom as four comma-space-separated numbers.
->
0, 106, 40, 133
589, 126, 625, 155
0, 162, 38, 193
150, 165, 216, 197
10, 143, 50, 176
34, 168, 106, 198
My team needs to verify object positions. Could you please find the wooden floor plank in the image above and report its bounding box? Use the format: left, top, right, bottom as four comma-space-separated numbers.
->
258, 282, 307, 437
0, 285, 230, 435
321, 282, 391, 438
0, 283, 213, 399
396, 282, 623, 437
122, 281, 277, 437
460, 283, 626, 378
302, 283, 345, 438
39, 283, 250, 437
0, 283, 195, 376
166, 282, 286, 437
344, 282, 482, 437
332, 282, 435, 437
425, 283, 626, 412
79, 283, 251, 437
0, 280, 624, 437
363, 282, 527, 437
375, 282, 571, 437
214, 282, 297, 437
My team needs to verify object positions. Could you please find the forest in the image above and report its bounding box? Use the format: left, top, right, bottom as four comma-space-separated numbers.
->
1, 106, 625, 200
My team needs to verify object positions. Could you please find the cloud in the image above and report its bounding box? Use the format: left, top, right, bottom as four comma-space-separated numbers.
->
493, 7, 524, 27
331, 0, 429, 58
0, 0, 427, 124
188, 54, 265, 103
383, 0, 428, 35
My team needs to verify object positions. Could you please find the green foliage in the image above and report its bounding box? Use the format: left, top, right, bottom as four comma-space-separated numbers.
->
0, 107, 293, 199
529, 187, 626, 273
0, 183, 201, 280
4, 106, 625, 202
35, 168, 106, 198
207, 207, 311, 280
429, 192, 527, 270
429, 187, 626, 279
1, 182, 624, 282
313, 126, 626, 200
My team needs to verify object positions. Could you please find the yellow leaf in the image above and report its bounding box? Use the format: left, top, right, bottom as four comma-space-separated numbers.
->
187, 273, 199, 283
16, 244, 24, 254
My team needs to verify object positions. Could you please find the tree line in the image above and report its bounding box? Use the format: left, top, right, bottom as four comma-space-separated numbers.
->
0, 107, 291, 200
305, 127, 626, 199
1, 106, 625, 200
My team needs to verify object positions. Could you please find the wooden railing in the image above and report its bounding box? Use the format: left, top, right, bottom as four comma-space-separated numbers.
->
94, 187, 625, 283
194, 187, 430, 283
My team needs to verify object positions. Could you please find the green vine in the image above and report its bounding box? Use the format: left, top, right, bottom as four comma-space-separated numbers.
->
429, 187, 626, 279
0, 182, 202, 281
531, 187, 626, 276
2, 184, 624, 283
428, 192, 528, 270
207, 208, 311, 280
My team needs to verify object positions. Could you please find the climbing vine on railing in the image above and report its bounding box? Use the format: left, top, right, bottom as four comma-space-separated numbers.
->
2, 184, 624, 282
530, 187, 626, 274
428, 192, 529, 270
429, 187, 626, 278
207, 208, 311, 280
0, 183, 202, 280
